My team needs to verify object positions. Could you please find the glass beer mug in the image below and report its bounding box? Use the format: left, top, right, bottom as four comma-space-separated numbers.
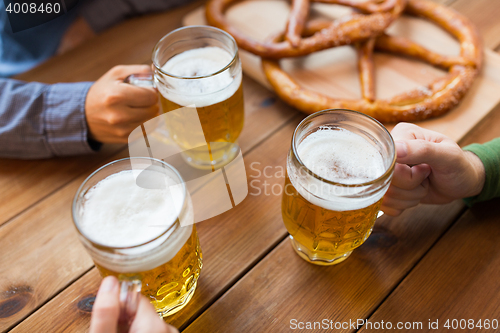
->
72, 158, 202, 320
126, 25, 244, 170
282, 109, 396, 265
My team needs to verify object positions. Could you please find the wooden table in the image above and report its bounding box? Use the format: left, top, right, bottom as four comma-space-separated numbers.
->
2, 0, 500, 332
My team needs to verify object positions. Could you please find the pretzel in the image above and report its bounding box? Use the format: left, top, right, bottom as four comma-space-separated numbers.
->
205, 0, 406, 59
261, 0, 482, 122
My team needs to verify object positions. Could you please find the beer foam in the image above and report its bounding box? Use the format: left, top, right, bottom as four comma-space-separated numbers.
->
298, 128, 385, 184
289, 127, 389, 211
159, 46, 241, 107
79, 169, 192, 272
80, 170, 183, 247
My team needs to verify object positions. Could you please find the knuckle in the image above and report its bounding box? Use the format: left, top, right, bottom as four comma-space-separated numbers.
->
104, 92, 121, 106
116, 128, 132, 139
415, 141, 431, 157
110, 65, 126, 75
106, 112, 123, 126
392, 122, 415, 133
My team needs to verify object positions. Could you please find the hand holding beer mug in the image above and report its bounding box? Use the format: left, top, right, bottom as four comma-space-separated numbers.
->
72, 158, 202, 322
126, 26, 244, 170
282, 109, 396, 265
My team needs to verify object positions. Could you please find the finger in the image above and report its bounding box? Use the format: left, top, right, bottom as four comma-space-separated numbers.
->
116, 84, 158, 107
380, 205, 403, 217
385, 183, 428, 201
107, 65, 152, 81
104, 105, 159, 130
130, 297, 179, 333
123, 105, 160, 122
390, 163, 431, 190
391, 122, 449, 143
395, 138, 459, 168
90, 276, 120, 333
382, 195, 421, 211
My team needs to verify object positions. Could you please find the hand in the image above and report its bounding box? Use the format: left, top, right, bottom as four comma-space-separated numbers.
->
90, 276, 178, 333
85, 65, 159, 143
57, 17, 96, 55
381, 123, 485, 217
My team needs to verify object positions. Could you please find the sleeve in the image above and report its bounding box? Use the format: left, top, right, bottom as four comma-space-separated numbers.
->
79, 0, 191, 33
0, 78, 98, 159
462, 138, 500, 206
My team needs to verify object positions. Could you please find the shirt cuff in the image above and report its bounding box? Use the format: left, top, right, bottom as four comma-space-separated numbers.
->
44, 81, 97, 156
462, 139, 500, 206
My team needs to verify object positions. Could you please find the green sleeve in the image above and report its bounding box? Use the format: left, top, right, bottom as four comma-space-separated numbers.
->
462, 138, 500, 206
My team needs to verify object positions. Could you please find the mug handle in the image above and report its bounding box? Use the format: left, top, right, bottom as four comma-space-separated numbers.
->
124, 73, 155, 88
117, 278, 142, 333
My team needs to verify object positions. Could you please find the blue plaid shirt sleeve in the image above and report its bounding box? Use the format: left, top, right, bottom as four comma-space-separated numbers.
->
0, 78, 96, 159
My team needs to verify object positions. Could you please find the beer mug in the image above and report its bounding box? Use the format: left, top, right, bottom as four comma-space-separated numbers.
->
282, 109, 396, 265
126, 25, 244, 170
72, 158, 202, 321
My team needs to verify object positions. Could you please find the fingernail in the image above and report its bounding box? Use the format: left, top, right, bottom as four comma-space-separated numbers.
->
100, 276, 118, 293
395, 141, 408, 158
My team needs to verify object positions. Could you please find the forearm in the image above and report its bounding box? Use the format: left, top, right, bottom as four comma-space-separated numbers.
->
463, 138, 500, 206
0, 79, 96, 159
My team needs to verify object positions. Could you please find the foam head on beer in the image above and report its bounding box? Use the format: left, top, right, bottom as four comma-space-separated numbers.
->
290, 127, 387, 211
298, 127, 385, 184
159, 46, 241, 107
79, 169, 185, 248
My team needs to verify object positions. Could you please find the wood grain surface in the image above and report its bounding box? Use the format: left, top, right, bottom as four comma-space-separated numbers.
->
0, 0, 205, 229
182, 202, 465, 333
0, 76, 298, 332
359, 198, 500, 333
2, 0, 500, 332
184, 0, 500, 143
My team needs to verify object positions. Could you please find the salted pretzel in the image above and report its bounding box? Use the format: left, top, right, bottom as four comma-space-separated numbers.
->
205, 0, 406, 59
261, 0, 482, 122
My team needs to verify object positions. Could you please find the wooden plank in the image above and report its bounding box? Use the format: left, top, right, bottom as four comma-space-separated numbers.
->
0, 145, 124, 227
450, 0, 500, 50
459, 106, 500, 146
6, 106, 303, 332
359, 198, 500, 333
0, 77, 299, 332
0, 154, 124, 332
185, 2, 500, 144
0, 0, 206, 226
9, 269, 101, 333
14, 1, 204, 84
0, 2, 204, 227
183, 202, 465, 333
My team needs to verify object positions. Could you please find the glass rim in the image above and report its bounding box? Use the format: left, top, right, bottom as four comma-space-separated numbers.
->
291, 109, 396, 188
152, 25, 239, 80
71, 157, 187, 251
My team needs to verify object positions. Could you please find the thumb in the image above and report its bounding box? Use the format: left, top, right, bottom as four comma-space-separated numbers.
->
395, 139, 444, 167
130, 296, 179, 333
90, 276, 120, 333
106, 65, 152, 81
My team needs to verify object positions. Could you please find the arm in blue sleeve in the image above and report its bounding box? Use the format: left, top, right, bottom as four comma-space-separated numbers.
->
0, 78, 97, 159
79, 0, 193, 33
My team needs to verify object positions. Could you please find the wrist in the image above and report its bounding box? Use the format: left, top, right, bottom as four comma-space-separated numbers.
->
464, 150, 485, 198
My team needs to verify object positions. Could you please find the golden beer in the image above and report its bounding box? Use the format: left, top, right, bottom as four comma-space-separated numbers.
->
96, 225, 202, 316
160, 82, 244, 168
72, 158, 202, 317
282, 109, 396, 265
282, 174, 383, 264
153, 27, 245, 170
